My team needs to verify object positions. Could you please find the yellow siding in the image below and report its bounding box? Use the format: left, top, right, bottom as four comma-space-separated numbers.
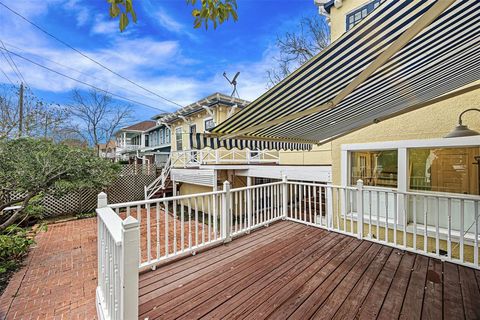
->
179, 183, 213, 195
329, 0, 372, 42
330, 86, 480, 185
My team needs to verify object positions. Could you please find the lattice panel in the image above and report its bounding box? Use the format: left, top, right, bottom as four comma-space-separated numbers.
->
2, 164, 157, 217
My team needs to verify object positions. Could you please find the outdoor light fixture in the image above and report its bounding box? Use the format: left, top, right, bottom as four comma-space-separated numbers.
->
444, 108, 480, 138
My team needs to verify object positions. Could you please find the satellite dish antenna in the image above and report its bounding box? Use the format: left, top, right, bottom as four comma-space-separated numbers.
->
223, 71, 240, 98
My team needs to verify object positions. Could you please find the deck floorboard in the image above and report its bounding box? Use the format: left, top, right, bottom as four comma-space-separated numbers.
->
138, 221, 480, 320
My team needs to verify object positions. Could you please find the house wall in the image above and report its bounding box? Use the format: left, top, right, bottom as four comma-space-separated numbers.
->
292, 0, 480, 182
170, 105, 231, 152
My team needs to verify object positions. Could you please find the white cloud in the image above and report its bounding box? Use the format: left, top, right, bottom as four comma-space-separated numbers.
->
0, 0, 275, 113
91, 14, 119, 35
154, 9, 184, 33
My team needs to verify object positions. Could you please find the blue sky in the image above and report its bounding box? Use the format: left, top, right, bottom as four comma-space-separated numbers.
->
0, 0, 326, 121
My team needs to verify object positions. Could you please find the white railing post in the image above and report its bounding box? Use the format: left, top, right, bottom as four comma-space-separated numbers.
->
247, 177, 252, 231
356, 179, 364, 239
222, 181, 231, 243
96, 192, 107, 319
282, 175, 288, 219
121, 216, 139, 320
98, 192, 108, 208
326, 184, 333, 230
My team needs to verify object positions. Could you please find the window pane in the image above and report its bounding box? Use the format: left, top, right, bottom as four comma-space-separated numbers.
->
175, 128, 183, 150
205, 118, 215, 131
350, 150, 398, 187
409, 147, 480, 195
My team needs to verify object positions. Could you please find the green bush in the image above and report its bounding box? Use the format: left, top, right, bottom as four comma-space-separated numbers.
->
0, 226, 34, 283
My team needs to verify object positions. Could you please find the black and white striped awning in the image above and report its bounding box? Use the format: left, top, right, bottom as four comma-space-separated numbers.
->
211, 0, 480, 143
189, 133, 312, 151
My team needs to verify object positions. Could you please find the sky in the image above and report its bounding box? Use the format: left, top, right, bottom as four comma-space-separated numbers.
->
0, 0, 326, 121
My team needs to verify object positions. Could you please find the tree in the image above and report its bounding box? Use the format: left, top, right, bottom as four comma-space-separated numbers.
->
0, 138, 120, 231
108, 0, 238, 32
68, 88, 132, 155
266, 16, 330, 88
0, 84, 74, 141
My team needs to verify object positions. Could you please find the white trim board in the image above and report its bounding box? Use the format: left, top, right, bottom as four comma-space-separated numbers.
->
341, 136, 479, 151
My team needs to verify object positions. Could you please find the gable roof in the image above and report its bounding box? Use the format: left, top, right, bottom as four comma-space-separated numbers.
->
121, 120, 157, 132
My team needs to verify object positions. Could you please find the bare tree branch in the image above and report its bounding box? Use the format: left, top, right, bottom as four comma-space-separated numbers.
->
68, 89, 132, 156
266, 15, 330, 88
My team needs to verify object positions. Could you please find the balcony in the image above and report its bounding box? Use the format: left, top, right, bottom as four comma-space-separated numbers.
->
171, 149, 280, 167
95, 179, 480, 319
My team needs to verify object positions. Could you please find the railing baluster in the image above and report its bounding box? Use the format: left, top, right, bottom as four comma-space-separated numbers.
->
156, 203, 160, 260
403, 194, 407, 248
308, 185, 312, 224
474, 200, 478, 267
369, 191, 372, 239
460, 199, 464, 262
165, 201, 169, 257
137, 204, 142, 262
424, 196, 428, 254
146, 203, 151, 265
393, 193, 397, 246
194, 197, 199, 248
207, 195, 211, 242
181, 199, 185, 252
294, 184, 298, 220
188, 199, 192, 250
447, 198, 451, 260
413, 195, 417, 251
201, 196, 205, 245
435, 197, 440, 257
376, 193, 380, 242
173, 198, 177, 254
384, 191, 388, 243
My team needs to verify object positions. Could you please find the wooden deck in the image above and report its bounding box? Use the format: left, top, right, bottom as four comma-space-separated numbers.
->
138, 221, 480, 320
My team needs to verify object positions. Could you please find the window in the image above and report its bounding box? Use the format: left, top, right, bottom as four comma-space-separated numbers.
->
144, 134, 149, 147
204, 118, 215, 131
350, 150, 398, 187
346, 0, 383, 31
409, 147, 479, 195
175, 127, 183, 150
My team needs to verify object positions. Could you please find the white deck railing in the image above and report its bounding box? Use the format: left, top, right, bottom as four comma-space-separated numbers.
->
96, 178, 480, 319
96, 193, 139, 320
172, 149, 280, 167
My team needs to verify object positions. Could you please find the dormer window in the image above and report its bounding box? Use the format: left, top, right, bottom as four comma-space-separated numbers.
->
346, 0, 382, 31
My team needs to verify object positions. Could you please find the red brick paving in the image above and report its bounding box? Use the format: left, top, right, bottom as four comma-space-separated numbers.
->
0, 210, 212, 319
0, 218, 98, 320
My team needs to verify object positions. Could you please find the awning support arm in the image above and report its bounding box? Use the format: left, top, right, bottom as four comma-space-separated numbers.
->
220, 0, 456, 140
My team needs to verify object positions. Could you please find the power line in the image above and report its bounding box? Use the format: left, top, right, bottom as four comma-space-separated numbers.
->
0, 64, 14, 85
0, 39, 27, 85
2, 41, 176, 107
0, 1, 184, 108
0, 47, 170, 113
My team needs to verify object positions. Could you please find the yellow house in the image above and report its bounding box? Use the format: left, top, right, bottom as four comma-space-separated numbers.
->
145, 92, 332, 198
205, 0, 479, 263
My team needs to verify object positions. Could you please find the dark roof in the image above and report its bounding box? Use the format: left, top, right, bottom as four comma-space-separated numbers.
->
323, 0, 334, 14
122, 120, 156, 131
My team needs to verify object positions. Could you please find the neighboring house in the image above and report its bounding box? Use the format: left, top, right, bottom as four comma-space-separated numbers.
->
115, 120, 157, 162
144, 92, 332, 199
97, 140, 117, 160
140, 113, 172, 167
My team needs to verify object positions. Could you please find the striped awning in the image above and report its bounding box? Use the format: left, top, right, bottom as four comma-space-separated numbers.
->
211, 0, 480, 143
189, 133, 312, 151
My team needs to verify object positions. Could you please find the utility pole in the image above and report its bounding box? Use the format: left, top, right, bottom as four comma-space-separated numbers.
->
18, 83, 24, 137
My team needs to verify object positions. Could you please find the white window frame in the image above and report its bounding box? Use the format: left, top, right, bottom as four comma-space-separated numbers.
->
341, 136, 480, 239
175, 127, 183, 151
204, 117, 215, 132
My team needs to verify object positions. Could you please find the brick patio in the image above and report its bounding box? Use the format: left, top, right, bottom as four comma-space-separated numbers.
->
0, 218, 98, 320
